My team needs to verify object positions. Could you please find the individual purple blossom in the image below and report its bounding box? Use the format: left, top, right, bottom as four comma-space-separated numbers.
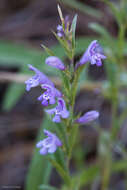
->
25, 64, 54, 91
56, 16, 70, 38
37, 84, 62, 106
75, 110, 99, 124
45, 98, 69, 123
45, 56, 65, 70
36, 129, 62, 155
78, 40, 106, 67
57, 25, 64, 38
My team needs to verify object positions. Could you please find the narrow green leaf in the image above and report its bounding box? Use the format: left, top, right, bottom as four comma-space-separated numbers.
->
71, 177, 80, 190
41, 44, 55, 56
48, 158, 71, 186
39, 184, 58, 190
60, 71, 70, 98
0, 40, 42, 66
101, 0, 121, 25
68, 124, 78, 159
54, 148, 68, 172
89, 23, 112, 41
3, 83, 25, 111
54, 122, 69, 155
53, 31, 72, 59
71, 14, 77, 51
80, 165, 100, 186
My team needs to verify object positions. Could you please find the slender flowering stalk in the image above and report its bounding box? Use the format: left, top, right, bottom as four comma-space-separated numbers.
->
77, 40, 106, 67
25, 6, 107, 189
45, 56, 65, 70
45, 98, 69, 123
75, 110, 99, 124
37, 84, 62, 106
25, 64, 54, 91
36, 129, 62, 155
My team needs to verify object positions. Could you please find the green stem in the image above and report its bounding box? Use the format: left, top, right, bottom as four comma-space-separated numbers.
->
118, 23, 126, 63
48, 157, 71, 187
101, 155, 111, 190
111, 91, 118, 137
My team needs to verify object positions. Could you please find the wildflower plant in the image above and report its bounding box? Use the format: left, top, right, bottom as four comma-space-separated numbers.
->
25, 6, 106, 190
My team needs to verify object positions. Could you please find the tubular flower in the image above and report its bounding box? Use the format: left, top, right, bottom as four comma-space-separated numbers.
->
78, 40, 106, 67
45, 56, 65, 70
37, 84, 62, 106
25, 64, 54, 91
36, 129, 62, 155
45, 98, 69, 123
75, 110, 99, 124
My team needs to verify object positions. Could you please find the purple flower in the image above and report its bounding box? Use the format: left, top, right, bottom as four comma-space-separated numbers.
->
45, 56, 65, 70
25, 64, 54, 91
45, 98, 69, 123
36, 129, 62, 155
37, 84, 62, 106
75, 110, 99, 124
56, 16, 70, 38
57, 25, 64, 38
78, 40, 106, 67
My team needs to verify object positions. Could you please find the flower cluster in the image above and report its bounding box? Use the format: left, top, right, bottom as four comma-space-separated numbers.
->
25, 63, 69, 123
25, 14, 106, 155
25, 55, 69, 154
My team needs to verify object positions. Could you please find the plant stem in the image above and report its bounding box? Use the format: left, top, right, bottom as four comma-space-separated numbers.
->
101, 155, 111, 190
118, 23, 126, 64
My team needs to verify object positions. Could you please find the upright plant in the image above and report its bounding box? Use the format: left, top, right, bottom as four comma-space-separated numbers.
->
25, 6, 106, 190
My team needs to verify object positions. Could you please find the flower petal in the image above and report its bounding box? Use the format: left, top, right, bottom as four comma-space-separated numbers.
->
78, 40, 106, 67
41, 99, 48, 106
45, 108, 55, 115
49, 97, 56, 105
27, 64, 54, 87
45, 56, 65, 70
40, 147, 48, 155
36, 140, 44, 148
37, 94, 43, 101
75, 110, 99, 124
48, 144, 57, 153
43, 129, 53, 137
55, 137, 62, 147
61, 110, 69, 119
53, 115, 61, 123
